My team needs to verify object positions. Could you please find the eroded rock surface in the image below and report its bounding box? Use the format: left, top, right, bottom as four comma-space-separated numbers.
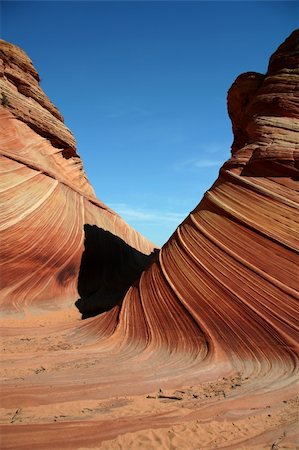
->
1, 31, 298, 449
0, 40, 155, 317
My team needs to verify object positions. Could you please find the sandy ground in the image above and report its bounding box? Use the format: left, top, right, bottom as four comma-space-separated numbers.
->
1, 380, 298, 449
1, 316, 298, 449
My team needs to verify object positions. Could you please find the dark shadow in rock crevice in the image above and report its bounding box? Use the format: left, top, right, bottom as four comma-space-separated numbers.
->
75, 224, 158, 319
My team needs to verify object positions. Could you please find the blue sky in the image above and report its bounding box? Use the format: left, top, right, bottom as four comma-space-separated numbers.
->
1, 1, 298, 246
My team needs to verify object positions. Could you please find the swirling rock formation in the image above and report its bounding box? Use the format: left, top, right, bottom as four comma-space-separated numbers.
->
0, 39, 155, 318
1, 31, 298, 449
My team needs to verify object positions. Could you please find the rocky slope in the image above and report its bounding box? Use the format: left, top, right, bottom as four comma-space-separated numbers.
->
1, 31, 298, 449
0, 40, 155, 318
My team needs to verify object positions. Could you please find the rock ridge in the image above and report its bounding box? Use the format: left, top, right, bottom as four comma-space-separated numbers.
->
0, 39, 156, 314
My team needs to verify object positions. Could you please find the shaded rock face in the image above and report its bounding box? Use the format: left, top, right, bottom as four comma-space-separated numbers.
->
0, 31, 298, 449
76, 225, 156, 318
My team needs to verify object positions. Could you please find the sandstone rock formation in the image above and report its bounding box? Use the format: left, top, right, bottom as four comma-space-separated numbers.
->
0, 39, 155, 318
1, 31, 298, 449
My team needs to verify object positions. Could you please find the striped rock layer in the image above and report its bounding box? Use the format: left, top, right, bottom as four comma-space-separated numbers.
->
1, 31, 298, 449
0, 39, 156, 317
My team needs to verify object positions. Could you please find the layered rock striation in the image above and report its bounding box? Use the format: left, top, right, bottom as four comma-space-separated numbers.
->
1, 31, 298, 449
103, 29, 299, 372
0, 40, 155, 316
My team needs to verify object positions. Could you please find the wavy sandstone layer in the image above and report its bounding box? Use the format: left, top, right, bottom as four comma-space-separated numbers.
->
0, 40, 156, 319
1, 31, 299, 449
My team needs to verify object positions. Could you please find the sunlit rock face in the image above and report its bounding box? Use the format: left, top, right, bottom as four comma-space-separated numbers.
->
112, 29, 299, 371
227, 30, 299, 173
0, 40, 155, 316
1, 31, 298, 449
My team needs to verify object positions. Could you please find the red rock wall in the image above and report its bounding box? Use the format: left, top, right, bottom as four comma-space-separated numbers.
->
0, 40, 155, 314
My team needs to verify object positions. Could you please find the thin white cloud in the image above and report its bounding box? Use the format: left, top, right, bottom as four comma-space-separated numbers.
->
174, 142, 230, 171
202, 143, 231, 155
110, 203, 185, 223
193, 159, 223, 168
175, 157, 223, 171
